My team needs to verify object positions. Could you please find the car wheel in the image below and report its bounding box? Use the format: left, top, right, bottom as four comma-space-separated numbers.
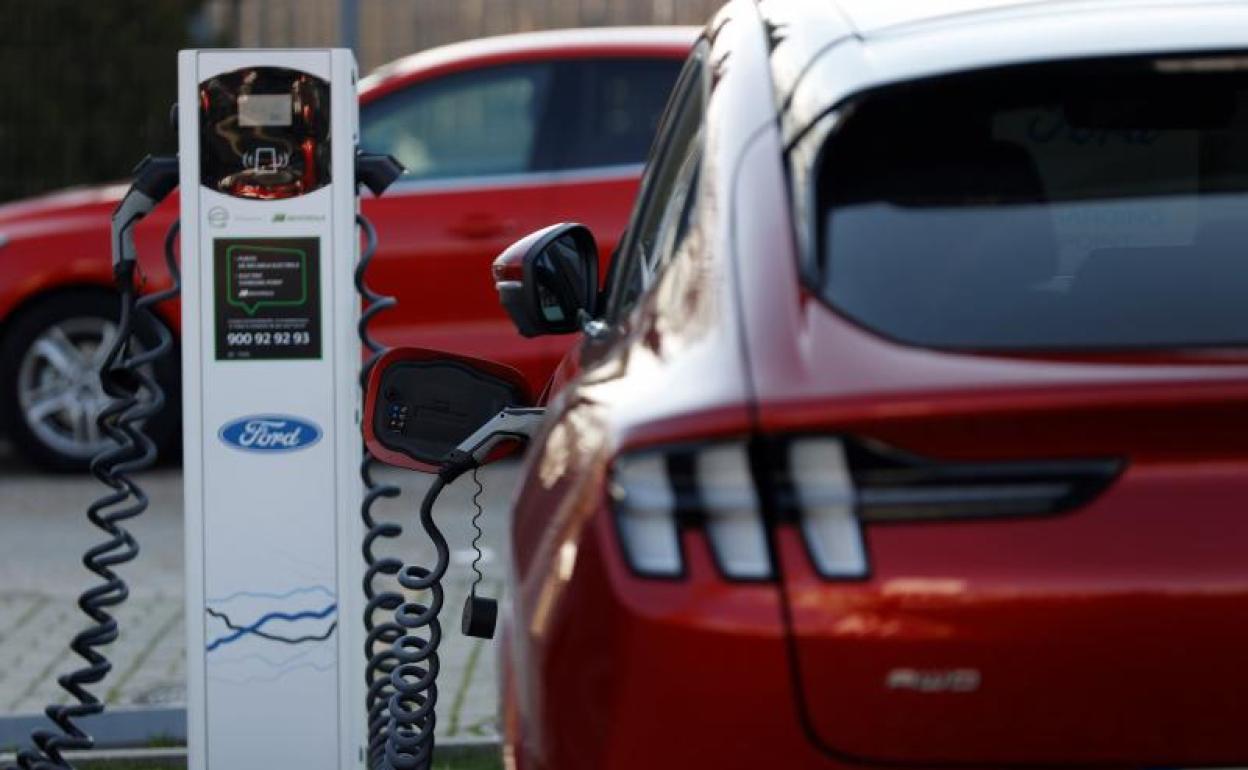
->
0, 290, 180, 472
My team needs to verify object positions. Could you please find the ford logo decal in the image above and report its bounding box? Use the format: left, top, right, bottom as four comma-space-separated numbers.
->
218, 415, 322, 453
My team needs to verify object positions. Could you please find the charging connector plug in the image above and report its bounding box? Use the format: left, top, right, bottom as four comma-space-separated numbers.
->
439, 407, 546, 483
111, 155, 179, 272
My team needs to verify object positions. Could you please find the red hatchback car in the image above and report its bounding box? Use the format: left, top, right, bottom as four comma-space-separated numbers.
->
465, 1, 1248, 768
0, 27, 694, 469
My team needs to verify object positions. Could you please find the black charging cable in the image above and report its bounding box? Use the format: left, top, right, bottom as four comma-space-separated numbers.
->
380, 458, 488, 770
382, 473, 451, 770
353, 152, 407, 770
356, 211, 407, 769
5, 157, 180, 770
465, 469, 492, 639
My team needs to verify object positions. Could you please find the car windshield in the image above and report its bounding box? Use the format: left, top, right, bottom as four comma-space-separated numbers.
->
816, 54, 1248, 350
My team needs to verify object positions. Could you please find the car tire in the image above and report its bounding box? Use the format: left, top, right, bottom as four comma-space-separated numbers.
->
0, 289, 180, 472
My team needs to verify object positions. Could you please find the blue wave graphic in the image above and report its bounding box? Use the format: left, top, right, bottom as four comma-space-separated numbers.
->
206, 603, 337, 652
207, 585, 335, 604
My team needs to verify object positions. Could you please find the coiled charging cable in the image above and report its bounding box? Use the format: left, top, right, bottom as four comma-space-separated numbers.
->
356, 211, 407, 769
353, 151, 407, 770
5, 157, 180, 770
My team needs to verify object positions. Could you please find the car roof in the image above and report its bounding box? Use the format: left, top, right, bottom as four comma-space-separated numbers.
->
361, 26, 699, 95
762, 0, 1248, 141
782, 0, 1242, 38
831, 0, 1102, 37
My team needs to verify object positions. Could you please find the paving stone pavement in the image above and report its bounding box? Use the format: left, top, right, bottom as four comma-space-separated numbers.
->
0, 442, 518, 743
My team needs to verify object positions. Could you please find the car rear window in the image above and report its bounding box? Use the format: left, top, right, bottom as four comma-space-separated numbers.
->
815, 54, 1248, 350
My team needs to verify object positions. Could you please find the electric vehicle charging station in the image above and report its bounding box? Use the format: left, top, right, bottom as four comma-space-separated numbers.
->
177, 49, 364, 770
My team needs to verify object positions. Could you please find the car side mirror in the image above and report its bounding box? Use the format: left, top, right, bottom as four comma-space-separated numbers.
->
493, 223, 599, 337
363, 347, 534, 473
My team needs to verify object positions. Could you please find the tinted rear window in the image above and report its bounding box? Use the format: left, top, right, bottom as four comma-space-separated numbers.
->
816, 55, 1248, 350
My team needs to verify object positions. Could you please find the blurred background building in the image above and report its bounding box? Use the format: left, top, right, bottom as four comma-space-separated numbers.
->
213, 0, 720, 69
0, 0, 720, 203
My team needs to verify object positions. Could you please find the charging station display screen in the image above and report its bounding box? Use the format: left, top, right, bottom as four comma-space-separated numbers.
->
200, 67, 331, 199
213, 237, 321, 360
238, 94, 294, 127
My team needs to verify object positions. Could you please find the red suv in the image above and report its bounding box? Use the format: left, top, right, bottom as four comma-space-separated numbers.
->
476, 2, 1248, 768
0, 27, 694, 469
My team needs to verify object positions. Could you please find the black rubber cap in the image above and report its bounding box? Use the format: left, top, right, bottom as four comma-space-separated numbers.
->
462, 595, 497, 639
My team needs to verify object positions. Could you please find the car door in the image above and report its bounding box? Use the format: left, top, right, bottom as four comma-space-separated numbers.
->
359, 61, 562, 389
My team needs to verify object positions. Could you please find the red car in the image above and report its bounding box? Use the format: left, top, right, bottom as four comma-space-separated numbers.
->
0, 27, 694, 469
476, 1, 1248, 768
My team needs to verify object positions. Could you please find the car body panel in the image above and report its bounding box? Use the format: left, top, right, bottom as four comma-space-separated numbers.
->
773, 462, 1248, 765
360, 27, 701, 101
0, 188, 181, 330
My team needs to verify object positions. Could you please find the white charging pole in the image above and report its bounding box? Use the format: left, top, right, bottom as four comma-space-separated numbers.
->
177, 49, 364, 770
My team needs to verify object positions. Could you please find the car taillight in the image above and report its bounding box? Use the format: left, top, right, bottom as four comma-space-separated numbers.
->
611, 442, 770, 579
787, 438, 869, 578
609, 436, 1121, 582
695, 444, 770, 579
611, 452, 683, 577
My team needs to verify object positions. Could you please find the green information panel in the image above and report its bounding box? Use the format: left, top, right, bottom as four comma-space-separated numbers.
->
213, 237, 321, 360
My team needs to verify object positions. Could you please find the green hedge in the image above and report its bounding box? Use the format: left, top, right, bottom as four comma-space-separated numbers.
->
0, 0, 205, 202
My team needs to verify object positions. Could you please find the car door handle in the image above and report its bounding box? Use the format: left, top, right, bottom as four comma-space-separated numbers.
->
447, 215, 513, 240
